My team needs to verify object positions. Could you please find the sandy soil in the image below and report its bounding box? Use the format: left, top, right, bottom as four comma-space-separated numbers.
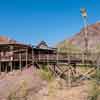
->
0, 67, 90, 100
33, 79, 89, 100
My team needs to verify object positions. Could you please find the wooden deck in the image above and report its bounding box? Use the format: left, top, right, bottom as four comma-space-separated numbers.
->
0, 42, 99, 72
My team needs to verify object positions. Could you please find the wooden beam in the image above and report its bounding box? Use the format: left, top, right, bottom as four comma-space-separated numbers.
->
0, 61, 1, 75
82, 52, 84, 64
68, 68, 71, 88
19, 53, 22, 71
10, 46, 13, 72
5, 62, 7, 73
32, 48, 34, 64
68, 54, 70, 64
39, 50, 40, 61
0, 52, 1, 74
47, 51, 49, 65
13, 49, 27, 53
56, 49, 58, 64
25, 49, 28, 68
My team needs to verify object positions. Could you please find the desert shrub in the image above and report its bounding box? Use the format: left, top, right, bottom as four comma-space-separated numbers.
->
88, 69, 100, 100
8, 92, 17, 100
88, 81, 100, 100
93, 69, 100, 82
39, 65, 54, 81
7, 80, 28, 100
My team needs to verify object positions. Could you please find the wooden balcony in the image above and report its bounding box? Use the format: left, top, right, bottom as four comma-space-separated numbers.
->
0, 52, 98, 64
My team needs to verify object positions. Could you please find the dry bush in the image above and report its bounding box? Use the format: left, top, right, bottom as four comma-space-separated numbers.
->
7, 80, 28, 100
88, 69, 100, 100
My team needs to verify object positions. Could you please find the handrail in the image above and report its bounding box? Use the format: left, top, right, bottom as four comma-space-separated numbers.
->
0, 52, 99, 63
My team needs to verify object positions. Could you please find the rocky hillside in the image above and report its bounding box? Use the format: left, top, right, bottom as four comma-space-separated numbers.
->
57, 22, 100, 52
56, 40, 81, 53
0, 36, 16, 44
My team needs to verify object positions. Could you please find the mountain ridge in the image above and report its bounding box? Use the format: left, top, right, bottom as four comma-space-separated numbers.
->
57, 22, 100, 52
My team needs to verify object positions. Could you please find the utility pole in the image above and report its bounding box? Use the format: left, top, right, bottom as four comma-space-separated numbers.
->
80, 8, 88, 64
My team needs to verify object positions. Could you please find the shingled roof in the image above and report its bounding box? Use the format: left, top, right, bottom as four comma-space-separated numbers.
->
36, 41, 48, 49
0, 36, 16, 44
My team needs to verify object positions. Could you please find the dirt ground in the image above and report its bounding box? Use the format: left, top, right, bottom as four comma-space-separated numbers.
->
32, 79, 89, 100
0, 66, 90, 100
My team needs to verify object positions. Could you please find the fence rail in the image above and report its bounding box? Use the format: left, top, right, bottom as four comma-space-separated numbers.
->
0, 52, 99, 64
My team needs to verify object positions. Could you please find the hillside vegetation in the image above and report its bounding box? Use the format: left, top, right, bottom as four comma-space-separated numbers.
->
56, 40, 81, 53
57, 22, 100, 53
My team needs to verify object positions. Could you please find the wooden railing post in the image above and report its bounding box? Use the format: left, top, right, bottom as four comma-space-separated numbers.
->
26, 49, 28, 68
68, 53, 70, 64
5, 62, 7, 73
10, 45, 13, 72
0, 61, 1, 75
82, 52, 85, 64
19, 53, 22, 71
68, 68, 71, 88
47, 51, 49, 65
32, 47, 34, 65
56, 48, 58, 64
0, 52, 1, 74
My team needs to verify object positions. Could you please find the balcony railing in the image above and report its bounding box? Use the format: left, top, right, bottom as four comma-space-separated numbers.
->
0, 52, 98, 63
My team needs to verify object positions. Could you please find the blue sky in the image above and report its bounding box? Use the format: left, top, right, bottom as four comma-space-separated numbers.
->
0, 0, 99, 46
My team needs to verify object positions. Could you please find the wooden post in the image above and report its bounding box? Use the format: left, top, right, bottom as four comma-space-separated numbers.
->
26, 49, 28, 68
32, 47, 34, 65
0, 52, 1, 74
68, 68, 71, 88
39, 50, 40, 62
19, 53, 22, 71
47, 51, 49, 65
56, 48, 58, 64
13, 61, 15, 70
68, 53, 70, 64
0, 61, 1, 75
68, 46, 71, 64
10, 46, 13, 72
82, 52, 85, 65
5, 62, 7, 73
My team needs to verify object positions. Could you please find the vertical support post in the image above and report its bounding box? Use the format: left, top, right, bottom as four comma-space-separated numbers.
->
13, 61, 15, 70
68, 68, 71, 88
32, 47, 33, 64
32, 46, 34, 65
47, 51, 48, 65
0, 61, 1, 74
82, 52, 84, 64
19, 53, 22, 71
10, 46, 13, 72
26, 49, 28, 68
56, 48, 58, 64
67, 45, 71, 65
5, 62, 7, 73
68, 53, 70, 64
0, 52, 1, 74
39, 50, 40, 62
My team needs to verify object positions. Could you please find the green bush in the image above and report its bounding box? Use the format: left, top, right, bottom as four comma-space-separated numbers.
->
39, 65, 54, 81
94, 69, 100, 81
88, 80, 100, 100
88, 69, 100, 100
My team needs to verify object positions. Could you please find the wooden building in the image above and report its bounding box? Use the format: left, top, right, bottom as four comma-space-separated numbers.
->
0, 36, 95, 73
0, 37, 57, 72
34, 41, 57, 64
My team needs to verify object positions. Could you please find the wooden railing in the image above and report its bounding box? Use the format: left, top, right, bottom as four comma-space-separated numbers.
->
0, 52, 99, 64
0, 52, 32, 61
34, 54, 57, 62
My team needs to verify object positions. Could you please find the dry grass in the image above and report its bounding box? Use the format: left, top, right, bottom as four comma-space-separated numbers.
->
0, 66, 93, 100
